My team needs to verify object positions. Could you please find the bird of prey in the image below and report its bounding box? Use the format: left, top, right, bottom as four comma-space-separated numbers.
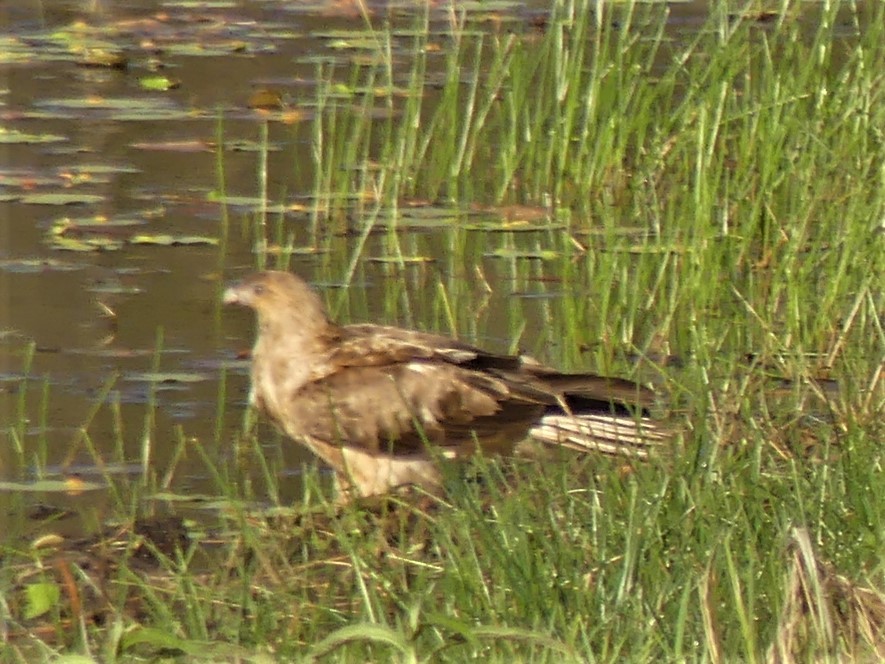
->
224, 270, 667, 498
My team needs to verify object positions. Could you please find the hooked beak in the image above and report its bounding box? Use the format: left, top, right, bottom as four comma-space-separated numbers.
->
223, 284, 245, 306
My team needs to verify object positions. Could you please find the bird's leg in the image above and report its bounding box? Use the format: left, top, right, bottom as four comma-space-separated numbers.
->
332, 473, 358, 504
556, 393, 575, 417
231, 405, 261, 466
242, 404, 259, 436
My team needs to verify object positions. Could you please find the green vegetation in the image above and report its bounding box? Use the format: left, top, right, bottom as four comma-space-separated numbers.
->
2, 0, 883, 660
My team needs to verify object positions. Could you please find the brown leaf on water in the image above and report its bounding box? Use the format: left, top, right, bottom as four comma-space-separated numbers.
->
248, 88, 283, 110
469, 202, 551, 223
75, 48, 128, 69
130, 139, 214, 152
278, 108, 308, 124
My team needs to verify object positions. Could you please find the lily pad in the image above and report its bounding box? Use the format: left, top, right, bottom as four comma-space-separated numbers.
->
0, 478, 105, 493
205, 193, 292, 213
464, 220, 566, 232
76, 48, 128, 69
36, 96, 175, 111
50, 210, 158, 229
139, 75, 181, 91
64, 163, 141, 176
263, 244, 324, 256
0, 37, 31, 64
225, 139, 284, 152
0, 258, 85, 273
484, 248, 562, 260
131, 139, 214, 152
377, 206, 462, 230
45, 211, 165, 252
0, 127, 67, 144
128, 234, 218, 246
125, 371, 210, 384
49, 235, 124, 252
20, 192, 105, 205
35, 97, 191, 122
366, 256, 434, 264
162, 40, 271, 57
248, 88, 284, 110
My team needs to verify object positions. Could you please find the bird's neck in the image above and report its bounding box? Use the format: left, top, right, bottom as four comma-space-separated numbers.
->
251, 315, 340, 408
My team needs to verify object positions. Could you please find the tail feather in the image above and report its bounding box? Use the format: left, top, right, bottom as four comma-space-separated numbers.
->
529, 414, 669, 459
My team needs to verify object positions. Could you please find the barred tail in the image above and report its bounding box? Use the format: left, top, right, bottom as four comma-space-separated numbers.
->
529, 414, 670, 459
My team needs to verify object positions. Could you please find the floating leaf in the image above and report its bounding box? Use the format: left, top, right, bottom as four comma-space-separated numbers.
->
130, 139, 213, 152
0, 36, 31, 64
49, 235, 123, 252
327, 37, 381, 51
50, 210, 156, 229
464, 220, 565, 232
366, 256, 433, 264
150, 491, 235, 506
484, 248, 561, 260
36, 96, 175, 112
205, 193, 292, 213
128, 234, 218, 246
248, 88, 284, 110
469, 203, 553, 222
75, 48, 128, 69
162, 40, 265, 57
0, 258, 84, 273
139, 75, 181, 91
398, 205, 461, 219
111, 108, 196, 122
45, 211, 162, 251
35, 96, 191, 122
276, 108, 309, 124
20, 192, 104, 205
379, 207, 461, 230
125, 371, 210, 384
63, 163, 141, 176
263, 244, 323, 256
224, 139, 283, 153
0, 127, 67, 144
0, 478, 105, 492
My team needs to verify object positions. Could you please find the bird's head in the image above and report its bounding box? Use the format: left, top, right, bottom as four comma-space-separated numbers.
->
223, 271, 332, 334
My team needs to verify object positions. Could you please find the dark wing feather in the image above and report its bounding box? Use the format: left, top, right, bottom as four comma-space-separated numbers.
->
308, 324, 652, 419
281, 361, 545, 456
516, 364, 656, 415
332, 324, 523, 370
340, 326, 656, 415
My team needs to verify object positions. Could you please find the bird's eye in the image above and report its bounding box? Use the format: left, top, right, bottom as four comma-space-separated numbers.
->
252, 284, 265, 295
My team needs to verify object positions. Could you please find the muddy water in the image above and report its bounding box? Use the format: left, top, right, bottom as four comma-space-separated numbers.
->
0, 0, 855, 538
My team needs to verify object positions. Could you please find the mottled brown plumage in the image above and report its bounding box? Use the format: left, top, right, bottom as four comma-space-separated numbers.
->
224, 271, 667, 498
